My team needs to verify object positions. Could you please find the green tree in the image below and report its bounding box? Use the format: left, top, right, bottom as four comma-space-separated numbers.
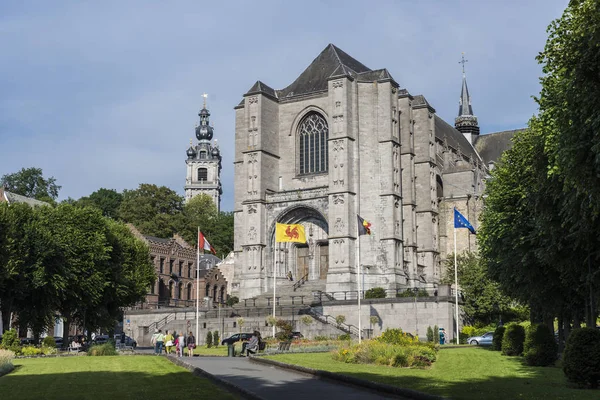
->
442, 252, 515, 325
118, 184, 183, 238
178, 194, 233, 256
1, 167, 61, 202
77, 188, 123, 219
535, 0, 600, 327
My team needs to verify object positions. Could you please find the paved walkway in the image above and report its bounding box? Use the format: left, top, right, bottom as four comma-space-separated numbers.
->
176, 356, 404, 400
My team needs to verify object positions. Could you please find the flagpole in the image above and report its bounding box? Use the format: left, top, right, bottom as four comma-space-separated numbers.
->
195, 227, 200, 344
357, 224, 362, 344
272, 243, 277, 338
453, 218, 459, 345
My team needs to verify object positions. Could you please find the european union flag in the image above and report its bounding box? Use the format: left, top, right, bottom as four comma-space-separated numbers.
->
454, 208, 476, 234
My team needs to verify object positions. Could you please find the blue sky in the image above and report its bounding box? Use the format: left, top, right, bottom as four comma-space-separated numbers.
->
0, 0, 568, 211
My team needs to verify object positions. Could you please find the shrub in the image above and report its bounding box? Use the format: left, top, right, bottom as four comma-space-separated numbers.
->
365, 287, 386, 299
417, 289, 429, 297
0, 349, 15, 375
87, 343, 117, 356
314, 335, 330, 341
501, 323, 526, 356
275, 319, 293, 341
396, 290, 414, 298
426, 326, 434, 342
523, 324, 557, 367
300, 316, 313, 326
212, 331, 220, 347
1, 329, 19, 348
369, 316, 379, 326
492, 326, 506, 351
376, 328, 418, 346
205, 331, 213, 348
335, 315, 346, 326
20, 346, 42, 357
433, 325, 439, 343
338, 334, 351, 341
562, 327, 600, 388
42, 336, 56, 348
41, 346, 57, 355
236, 317, 245, 333
226, 296, 239, 307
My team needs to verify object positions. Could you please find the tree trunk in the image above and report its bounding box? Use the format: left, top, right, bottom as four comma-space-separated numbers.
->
0, 299, 13, 334
62, 314, 70, 349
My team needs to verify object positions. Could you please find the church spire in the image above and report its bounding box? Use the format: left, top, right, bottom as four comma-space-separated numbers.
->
455, 53, 479, 142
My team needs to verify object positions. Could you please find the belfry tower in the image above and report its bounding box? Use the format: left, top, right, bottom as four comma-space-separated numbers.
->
454, 53, 480, 144
184, 95, 222, 211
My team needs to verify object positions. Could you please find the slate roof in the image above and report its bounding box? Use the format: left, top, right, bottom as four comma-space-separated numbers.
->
144, 235, 171, 244
245, 80, 278, 99
474, 128, 525, 164
1, 189, 50, 207
434, 115, 479, 161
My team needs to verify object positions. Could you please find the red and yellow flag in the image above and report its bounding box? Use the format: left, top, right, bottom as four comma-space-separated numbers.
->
275, 223, 306, 243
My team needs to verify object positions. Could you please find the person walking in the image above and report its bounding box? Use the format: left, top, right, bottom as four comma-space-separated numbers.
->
186, 331, 196, 357
178, 332, 186, 358
155, 329, 165, 355
151, 329, 159, 354
164, 330, 174, 354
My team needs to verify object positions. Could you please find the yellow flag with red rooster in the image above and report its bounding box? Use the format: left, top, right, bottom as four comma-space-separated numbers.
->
275, 223, 307, 243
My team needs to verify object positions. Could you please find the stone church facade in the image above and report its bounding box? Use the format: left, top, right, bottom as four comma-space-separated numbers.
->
232, 44, 514, 299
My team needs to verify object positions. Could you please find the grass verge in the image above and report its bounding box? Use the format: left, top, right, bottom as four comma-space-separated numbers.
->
0, 355, 237, 400
264, 346, 598, 400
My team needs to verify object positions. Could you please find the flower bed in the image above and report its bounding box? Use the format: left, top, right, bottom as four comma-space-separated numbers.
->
332, 329, 438, 368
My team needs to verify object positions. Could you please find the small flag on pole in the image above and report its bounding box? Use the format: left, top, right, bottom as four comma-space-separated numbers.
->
357, 215, 372, 235
275, 223, 306, 243
198, 231, 217, 254
454, 208, 476, 234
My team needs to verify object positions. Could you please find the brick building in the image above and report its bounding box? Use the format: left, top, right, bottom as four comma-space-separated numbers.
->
127, 225, 227, 308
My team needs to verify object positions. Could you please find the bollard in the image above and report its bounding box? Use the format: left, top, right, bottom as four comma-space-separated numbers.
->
227, 344, 235, 357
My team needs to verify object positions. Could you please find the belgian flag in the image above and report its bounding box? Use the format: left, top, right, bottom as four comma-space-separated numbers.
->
357, 215, 372, 235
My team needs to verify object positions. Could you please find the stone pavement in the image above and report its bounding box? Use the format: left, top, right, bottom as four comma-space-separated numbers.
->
172, 355, 406, 400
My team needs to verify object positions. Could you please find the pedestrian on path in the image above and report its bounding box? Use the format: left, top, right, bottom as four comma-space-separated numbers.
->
164, 330, 174, 354
155, 329, 165, 355
151, 329, 159, 354
178, 333, 186, 357
186, 331, 196, 357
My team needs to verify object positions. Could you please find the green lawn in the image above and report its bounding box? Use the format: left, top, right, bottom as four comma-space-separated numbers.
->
265, 347, 598, 400
0, 356, 238, 400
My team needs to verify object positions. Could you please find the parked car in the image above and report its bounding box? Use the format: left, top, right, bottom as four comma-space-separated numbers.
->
93, 335, 110, 345
290, 332, 303, 339
466, 331, 494, 346
20, 337, 36, 345
53, 337, 64, 348
221, 333, 253, 345
114, 334, 137, 348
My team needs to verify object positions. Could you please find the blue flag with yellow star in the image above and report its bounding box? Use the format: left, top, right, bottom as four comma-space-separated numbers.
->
454, 208, 476, 234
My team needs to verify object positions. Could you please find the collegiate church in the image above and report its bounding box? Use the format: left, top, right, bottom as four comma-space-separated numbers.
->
229, 44, 518, 299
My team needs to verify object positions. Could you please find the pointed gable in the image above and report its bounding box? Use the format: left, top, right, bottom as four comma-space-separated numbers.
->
277, 44, 371, 99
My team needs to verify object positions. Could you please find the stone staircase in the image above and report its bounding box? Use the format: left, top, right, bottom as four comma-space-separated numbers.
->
243, 279, 327, 307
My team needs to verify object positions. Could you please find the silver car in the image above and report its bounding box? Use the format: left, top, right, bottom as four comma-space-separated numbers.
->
467, 331, 494, 346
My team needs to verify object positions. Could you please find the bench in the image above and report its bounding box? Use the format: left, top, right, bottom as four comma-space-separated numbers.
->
277, 341, 291, 351
68, 347, 82, 354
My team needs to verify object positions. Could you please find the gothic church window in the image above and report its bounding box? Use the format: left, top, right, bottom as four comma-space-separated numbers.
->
198, 167, 208, 181
298, 112, 328, 174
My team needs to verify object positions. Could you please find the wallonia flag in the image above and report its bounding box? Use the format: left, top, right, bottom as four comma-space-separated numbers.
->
198, 231, 217, 255
357, 215, 372, 235
275, 223, 306, 243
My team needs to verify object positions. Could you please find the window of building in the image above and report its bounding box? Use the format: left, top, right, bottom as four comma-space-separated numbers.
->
200, 151, 207, 159
159, 258, 164, 274
169, 260, 174, 274
179, 261, 183, 277
187, 284, 192, 300
298, 112, 328, 174
197, 167, 208, 181
188, 263, 193, 278
150, 283, 155, 295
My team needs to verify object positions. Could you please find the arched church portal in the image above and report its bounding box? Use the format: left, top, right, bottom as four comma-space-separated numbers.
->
270, 206, 329, 281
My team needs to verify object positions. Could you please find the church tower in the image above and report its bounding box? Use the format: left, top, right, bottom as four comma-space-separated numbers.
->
454, 54, 480, 144
184, 97, 222, 211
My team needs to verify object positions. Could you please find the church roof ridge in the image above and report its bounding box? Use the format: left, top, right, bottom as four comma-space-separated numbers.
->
244, 80, 278, 99
276, 44, 371, 99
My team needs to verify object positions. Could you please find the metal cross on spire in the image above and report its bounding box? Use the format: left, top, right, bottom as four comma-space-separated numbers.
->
459, 53, 468, 75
